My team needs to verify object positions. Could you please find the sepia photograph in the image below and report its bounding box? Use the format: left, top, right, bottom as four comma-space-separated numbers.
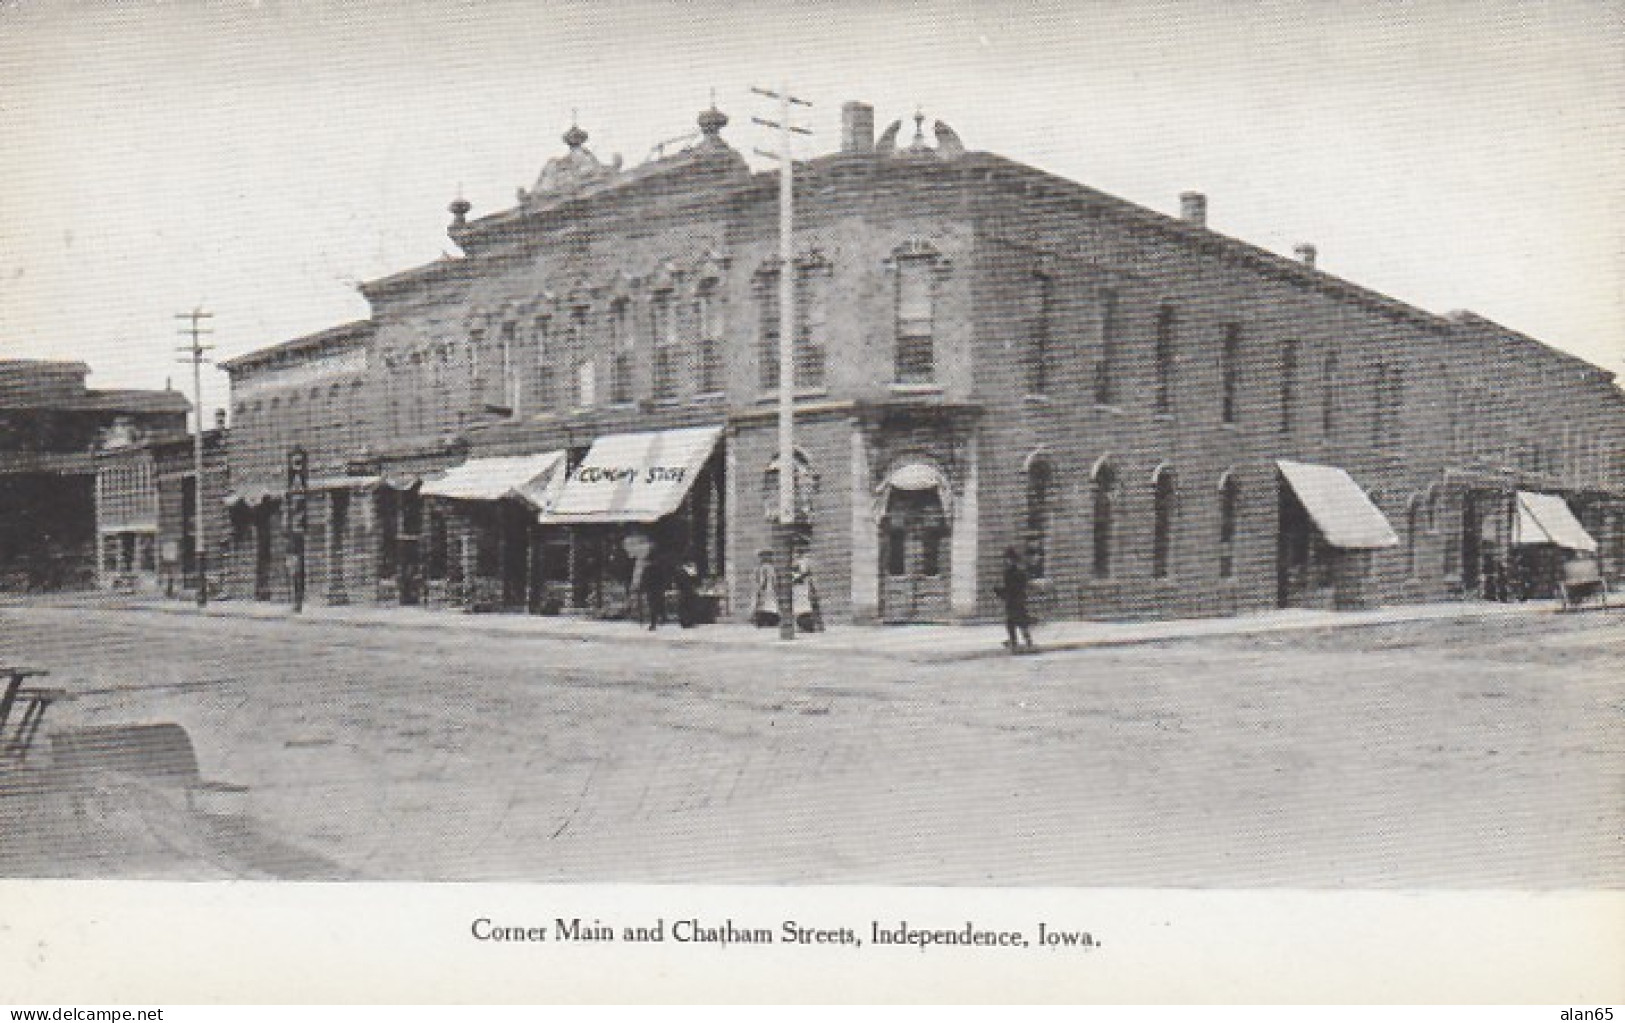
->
1, 0, 1621, 1004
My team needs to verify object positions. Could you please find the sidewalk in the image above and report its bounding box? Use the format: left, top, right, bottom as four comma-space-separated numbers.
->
4, 590, 1591, 662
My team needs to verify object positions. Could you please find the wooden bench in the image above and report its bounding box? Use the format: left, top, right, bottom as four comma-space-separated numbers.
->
1559, 558, 1610, 611
0, 666, 71, 763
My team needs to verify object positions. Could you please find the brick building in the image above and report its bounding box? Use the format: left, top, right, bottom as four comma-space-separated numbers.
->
218, 102, 1625, 622
1, 360, 190, 592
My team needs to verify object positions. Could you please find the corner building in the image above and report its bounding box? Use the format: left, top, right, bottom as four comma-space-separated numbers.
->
219, 102, 1625, 622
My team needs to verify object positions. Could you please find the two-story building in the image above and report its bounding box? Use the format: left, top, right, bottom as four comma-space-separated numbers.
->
218, 101, 1625, 622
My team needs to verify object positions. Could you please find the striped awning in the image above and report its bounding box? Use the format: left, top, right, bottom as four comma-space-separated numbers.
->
539, 426, 722, 524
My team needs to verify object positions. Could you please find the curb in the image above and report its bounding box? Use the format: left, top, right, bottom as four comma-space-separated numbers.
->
3, 595, 1588, 665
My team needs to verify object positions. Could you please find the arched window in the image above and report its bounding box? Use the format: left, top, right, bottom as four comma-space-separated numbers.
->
1024, 455, 1054, 579
609, 298, 634, 404
1218, 470, 1238, 579
1280, 339, 1300, 434
1154, 305, 1177, 413
1091, 458, 1117, 579
1151, 464, 1177, 579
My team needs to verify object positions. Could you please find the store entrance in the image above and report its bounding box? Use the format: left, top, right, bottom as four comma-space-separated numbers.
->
879, 487, 951, 623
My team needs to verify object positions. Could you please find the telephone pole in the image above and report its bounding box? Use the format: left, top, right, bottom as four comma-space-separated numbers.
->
176, 308, 213, 607
752, 84, 812, 640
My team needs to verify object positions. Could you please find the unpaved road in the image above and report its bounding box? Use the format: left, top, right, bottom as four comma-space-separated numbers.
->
2, 605, 1620, 886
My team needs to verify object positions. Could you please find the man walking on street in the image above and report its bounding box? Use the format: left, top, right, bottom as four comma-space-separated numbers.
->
996, 545, 1037, 653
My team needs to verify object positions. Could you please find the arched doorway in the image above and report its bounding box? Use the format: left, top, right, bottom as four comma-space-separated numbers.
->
879, 465, 951, 623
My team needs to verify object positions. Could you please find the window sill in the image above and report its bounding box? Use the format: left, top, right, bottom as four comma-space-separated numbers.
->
691, 392, 727, 404
755, 388, 831, 404
1021, 394, 1052, 405
1093, 402, 1123, 414
888, 382, 942, 396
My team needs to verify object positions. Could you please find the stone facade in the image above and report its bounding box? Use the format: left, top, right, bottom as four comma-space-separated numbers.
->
217, 102, 1625, 621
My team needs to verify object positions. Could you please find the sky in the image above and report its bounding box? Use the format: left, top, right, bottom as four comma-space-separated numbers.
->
2, 0, 1621, 421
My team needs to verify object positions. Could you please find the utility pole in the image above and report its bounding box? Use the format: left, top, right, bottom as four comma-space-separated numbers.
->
176, 308, 213, 608
752, 84, 812, 640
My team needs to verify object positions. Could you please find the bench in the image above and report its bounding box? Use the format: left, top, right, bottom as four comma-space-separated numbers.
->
1559, 558, 1610, 611
0, 666, 71, 763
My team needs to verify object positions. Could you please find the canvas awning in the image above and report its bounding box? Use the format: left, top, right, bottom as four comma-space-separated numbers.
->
420, 451, 568, 509
1513, 491, 1597, 551
222, 484, 281, 507
539, 425, 722, 525
1277, 459, 1399, 549
305, 475, 383, 492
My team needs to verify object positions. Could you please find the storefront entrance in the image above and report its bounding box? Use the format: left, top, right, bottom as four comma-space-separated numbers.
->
879, 487, 950, 623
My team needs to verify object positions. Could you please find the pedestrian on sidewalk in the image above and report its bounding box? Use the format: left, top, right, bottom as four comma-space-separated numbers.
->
674, 552, 700, 629
995, 545, 1036, 653
641, 548, 668, 631
791, 549, 823, 633
752, 549, 780, 628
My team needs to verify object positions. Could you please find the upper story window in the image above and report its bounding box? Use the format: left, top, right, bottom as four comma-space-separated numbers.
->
1153, 304, 1177, 413
1220, 323, 1241, 424
1094, 286, 1120, 406
650, 289, 678, 402
1027, 271, 1054, 396
755, 263, 782, 392
533, 314, 555, 412
1321, 349, 1341, 440
498, 320, 519, 416
757, 254, 832, 394
696, 278, 724, 395
1280, 339, 1300, 434
569, 302, 592, 408
609, 299, 634, 405
894, 254, 936, 385
797, 254, 830, 392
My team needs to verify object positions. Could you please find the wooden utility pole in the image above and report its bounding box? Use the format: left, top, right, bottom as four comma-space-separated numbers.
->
176, 308, 213, 608
752, 84, 813, 640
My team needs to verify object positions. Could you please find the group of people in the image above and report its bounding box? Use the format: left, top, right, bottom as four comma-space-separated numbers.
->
751, 548, 824, 634
627, 545, 705, 631
634, 538, 1041, 653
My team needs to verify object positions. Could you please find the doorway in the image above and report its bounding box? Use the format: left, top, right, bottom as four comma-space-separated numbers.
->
879, 487, 951, 623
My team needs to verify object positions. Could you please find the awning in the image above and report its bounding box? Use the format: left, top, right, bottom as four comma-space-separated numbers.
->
222, 484, 281, 507
872, 460, 953, 519
420, 451, 568, 509
539, 425, 722, 524
1277, 459, 1399, 549
1513, 491, 1597, 551
306, 475, 382, 492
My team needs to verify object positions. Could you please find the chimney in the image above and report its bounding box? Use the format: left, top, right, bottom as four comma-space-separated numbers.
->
214, 408, 228, 431
1179, 191, 1207, 227
841, 101, 875, 155
1294, 243, 1318, 269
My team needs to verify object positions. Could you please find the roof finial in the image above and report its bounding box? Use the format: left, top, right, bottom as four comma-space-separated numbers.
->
563, 109, 588, 150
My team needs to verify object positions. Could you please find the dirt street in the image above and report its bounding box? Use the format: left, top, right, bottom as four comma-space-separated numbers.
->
2, 605, 1619, 886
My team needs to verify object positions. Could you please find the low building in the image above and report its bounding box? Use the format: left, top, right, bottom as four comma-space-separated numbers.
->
1, 360, 189, 592
218, 102, 1625, 622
